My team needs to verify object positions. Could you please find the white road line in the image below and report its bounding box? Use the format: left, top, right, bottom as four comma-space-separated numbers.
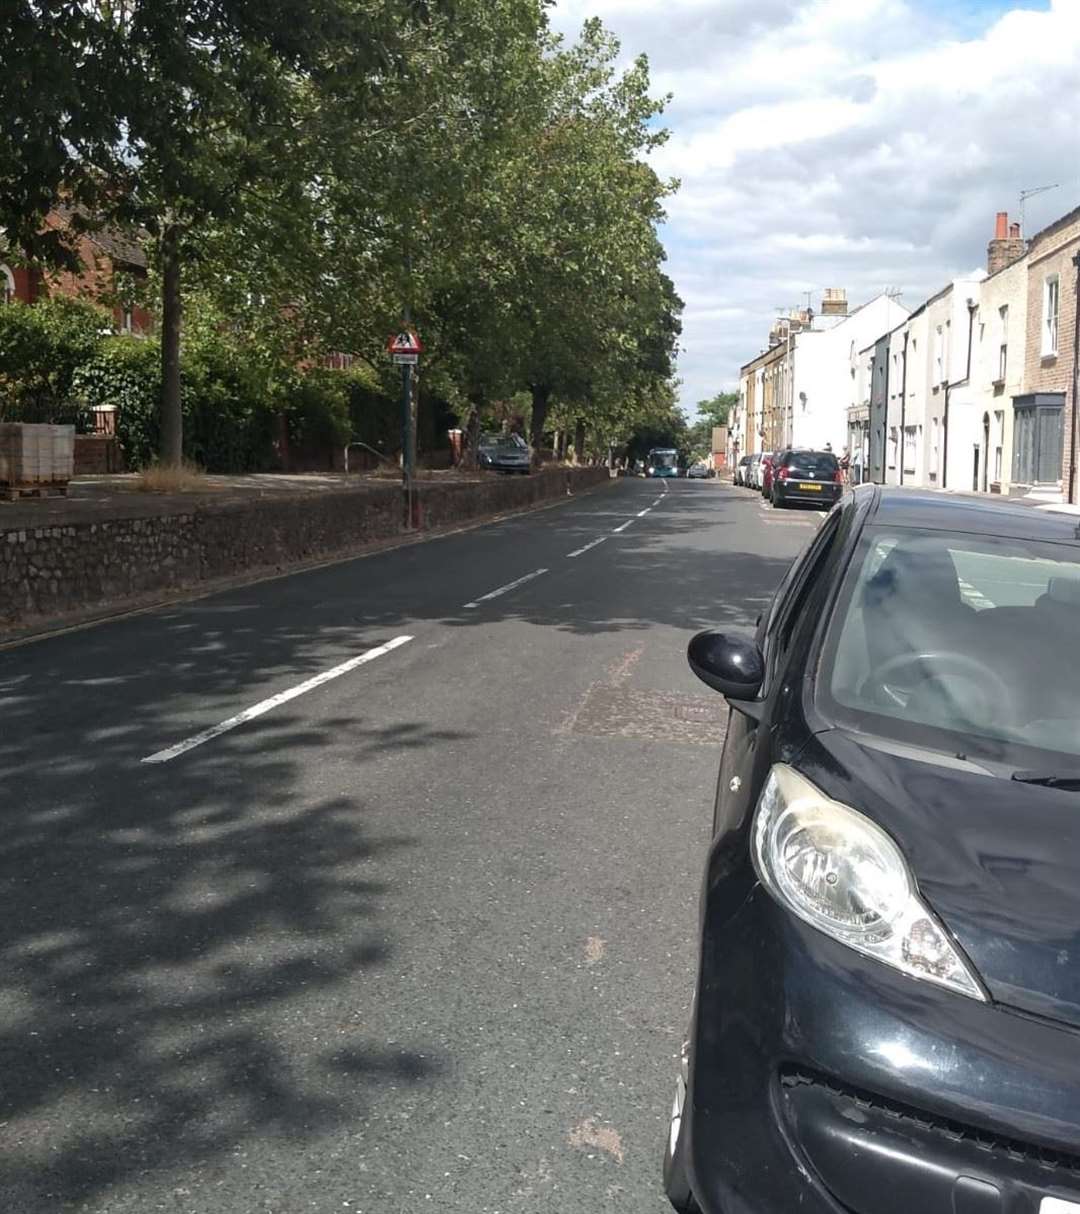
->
612, 520, 634, 533
463, 567, 548, 609
567, 537, 608, 558
636, 507, 652, 517
142, 635, 414, 764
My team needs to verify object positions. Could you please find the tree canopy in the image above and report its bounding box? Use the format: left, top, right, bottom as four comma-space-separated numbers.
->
1, 1, 682, 466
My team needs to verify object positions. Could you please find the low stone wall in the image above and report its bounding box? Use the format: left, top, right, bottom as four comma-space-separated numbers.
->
0, 467, 609, 632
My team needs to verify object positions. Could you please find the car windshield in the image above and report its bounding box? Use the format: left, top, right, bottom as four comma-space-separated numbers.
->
821, 526, 1080, 763
650, 450, 677, 468
785, 451, 838, 473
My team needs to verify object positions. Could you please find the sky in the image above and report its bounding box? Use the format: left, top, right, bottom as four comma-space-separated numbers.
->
549, 0, 1080, 415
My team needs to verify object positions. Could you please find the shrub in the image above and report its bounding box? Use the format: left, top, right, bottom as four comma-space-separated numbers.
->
72, 337, 161, 468
343, 363, 399, 455
0, 295, 108, 424
282, 368, 352, 455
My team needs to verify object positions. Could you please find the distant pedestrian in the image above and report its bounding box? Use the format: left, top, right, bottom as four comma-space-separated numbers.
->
853, 447, 863, 485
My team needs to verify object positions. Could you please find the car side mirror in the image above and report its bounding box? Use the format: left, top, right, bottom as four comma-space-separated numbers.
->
688, 630, 764, 701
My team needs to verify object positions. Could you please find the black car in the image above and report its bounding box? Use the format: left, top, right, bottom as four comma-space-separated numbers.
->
771, 448, 842, 508
666, 486, 1080, 1214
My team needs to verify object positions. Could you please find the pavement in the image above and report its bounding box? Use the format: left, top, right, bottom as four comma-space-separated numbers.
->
0, 477, 820, 1213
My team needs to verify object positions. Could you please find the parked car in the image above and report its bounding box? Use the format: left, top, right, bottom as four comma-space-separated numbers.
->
759, 452, 777, 497
770, 447, 842, 508
477, 432, 530, 474
745, 452, 763, 489
666, 486, 1080, 1214
734, 455, 752, 486
687, 463, 709, 479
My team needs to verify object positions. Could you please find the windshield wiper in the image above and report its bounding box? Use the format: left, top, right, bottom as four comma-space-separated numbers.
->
1012, 771, 1080, 790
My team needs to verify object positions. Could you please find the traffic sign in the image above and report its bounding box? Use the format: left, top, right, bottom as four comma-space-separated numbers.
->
387, 330, 423, 355
392, 352, 418, 365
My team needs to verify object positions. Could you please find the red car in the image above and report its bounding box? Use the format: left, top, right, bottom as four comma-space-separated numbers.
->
759, 452, 777, 496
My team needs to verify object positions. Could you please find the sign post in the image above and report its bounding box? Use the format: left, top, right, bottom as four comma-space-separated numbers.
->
387, 330, 423, 526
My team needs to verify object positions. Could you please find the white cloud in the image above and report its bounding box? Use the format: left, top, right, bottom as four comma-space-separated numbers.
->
551, 0, 1080, 412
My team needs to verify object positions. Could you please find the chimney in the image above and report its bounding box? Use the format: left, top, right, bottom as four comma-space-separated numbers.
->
821, 287, 848, 317
988, 211, 1026, 275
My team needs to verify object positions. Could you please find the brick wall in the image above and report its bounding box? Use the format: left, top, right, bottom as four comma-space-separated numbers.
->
0, 467, 610, 631
1023, 209, 1080, 494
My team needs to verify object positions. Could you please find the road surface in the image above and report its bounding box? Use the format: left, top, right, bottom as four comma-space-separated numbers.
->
0, 477, 818, 1213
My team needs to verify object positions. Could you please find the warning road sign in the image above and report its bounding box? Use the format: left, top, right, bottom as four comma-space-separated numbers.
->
387, 330, 423, 355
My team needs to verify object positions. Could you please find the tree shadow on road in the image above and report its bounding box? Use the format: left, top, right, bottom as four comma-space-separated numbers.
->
0, 483, 798, 1209
0, 689, 464, 1210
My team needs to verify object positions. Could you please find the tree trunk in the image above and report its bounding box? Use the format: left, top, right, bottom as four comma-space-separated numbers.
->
529, 384, 550, 467
159, 224, 183, 468
573, 419, 586, 465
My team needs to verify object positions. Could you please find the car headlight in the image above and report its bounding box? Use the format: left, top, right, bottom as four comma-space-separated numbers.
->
752, 765, 985, 1001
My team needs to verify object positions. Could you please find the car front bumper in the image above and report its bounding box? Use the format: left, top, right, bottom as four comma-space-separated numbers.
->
686, 884, 1080, 1214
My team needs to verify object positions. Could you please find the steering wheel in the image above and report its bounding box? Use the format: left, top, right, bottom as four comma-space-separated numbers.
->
861, 650, 1012, 723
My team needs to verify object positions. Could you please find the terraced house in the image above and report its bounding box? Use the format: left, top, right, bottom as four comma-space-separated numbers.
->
1014, 205, 1080, 500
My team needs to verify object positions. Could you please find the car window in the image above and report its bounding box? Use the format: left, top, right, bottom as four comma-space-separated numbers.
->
785, 451, 839, 474
761, 511, 843, 681
823, 527, 1080, 760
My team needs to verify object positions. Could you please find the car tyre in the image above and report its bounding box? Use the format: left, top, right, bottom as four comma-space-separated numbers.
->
663, 1070, 699, 1212
772, 488, 785, 508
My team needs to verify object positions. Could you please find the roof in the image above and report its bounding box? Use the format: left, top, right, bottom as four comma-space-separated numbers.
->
1027, 201, 1080, 252
52, 205, 148, 271
863, 486, 1080, 546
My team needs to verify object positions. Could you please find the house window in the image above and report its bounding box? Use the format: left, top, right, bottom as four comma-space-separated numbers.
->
1013, 395, 1064, 485
0, 264, 14, 304
1043, 275, 1059, 355
997, 305, 1008, 382
888, 426, 898, 470
930, 418, 940, 478
993, 410, 1004, 482
934, 325, 944, 384
121, 307, 134, 334
904, 425, 918, 474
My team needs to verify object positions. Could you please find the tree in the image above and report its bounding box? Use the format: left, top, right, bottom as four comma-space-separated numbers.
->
688, 390, 738, 459
0, 1, 420, 464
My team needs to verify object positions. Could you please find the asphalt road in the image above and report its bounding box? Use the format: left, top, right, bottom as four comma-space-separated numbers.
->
0, 477, 819, 1214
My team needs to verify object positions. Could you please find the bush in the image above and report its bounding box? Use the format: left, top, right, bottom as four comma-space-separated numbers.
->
0, 295, 108, 425
72, 337, 162, 467
343, 363, 399, 455
281, 368, 352, 455
183, 328, 277, 473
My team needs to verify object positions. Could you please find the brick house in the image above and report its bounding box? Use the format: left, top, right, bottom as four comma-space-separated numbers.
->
0, 207, 153, 335
1015, 205, 1080, 500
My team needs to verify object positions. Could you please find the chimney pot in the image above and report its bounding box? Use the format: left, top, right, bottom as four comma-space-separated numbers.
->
1009, 222, 1020, 239
995, 211, 1008, 239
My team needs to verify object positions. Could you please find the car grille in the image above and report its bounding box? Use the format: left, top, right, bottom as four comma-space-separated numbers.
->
780, 1067, 1080, 1180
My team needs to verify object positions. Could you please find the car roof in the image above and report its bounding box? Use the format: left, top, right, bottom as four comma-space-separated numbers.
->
861, 485, 1080, 546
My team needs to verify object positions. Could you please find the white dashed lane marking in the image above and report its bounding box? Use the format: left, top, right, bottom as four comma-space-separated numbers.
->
142, 635, 414, 764
463, 567, 549, 609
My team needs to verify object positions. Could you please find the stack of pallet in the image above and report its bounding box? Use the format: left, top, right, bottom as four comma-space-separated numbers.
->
0, 423, 76, 500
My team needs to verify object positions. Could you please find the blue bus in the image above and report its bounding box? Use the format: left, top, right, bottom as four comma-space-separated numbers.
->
646, 447, 679, 478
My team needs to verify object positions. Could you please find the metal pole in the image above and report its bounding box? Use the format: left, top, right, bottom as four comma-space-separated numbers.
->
402, 361, 414, 525
1069, 250, 1080, 504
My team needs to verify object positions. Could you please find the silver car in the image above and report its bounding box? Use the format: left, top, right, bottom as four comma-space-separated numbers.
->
478, 433, 531, 474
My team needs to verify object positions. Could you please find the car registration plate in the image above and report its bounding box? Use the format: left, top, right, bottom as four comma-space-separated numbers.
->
1042, 1199, 1080, 1212
798, 482, 822, 492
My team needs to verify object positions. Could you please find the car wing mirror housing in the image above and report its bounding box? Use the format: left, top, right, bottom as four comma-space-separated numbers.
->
688, 630, 765, 702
